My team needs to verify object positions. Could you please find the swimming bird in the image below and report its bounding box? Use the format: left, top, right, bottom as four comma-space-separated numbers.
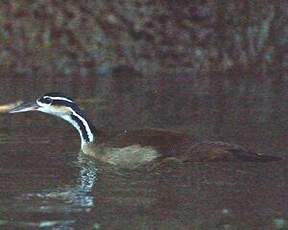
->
9, 93, 281, 168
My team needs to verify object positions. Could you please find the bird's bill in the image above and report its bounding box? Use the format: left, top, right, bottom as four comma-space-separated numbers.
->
9, 101, 39, 113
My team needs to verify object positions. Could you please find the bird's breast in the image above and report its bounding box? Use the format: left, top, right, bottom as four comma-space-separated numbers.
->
82, 143, 160, 169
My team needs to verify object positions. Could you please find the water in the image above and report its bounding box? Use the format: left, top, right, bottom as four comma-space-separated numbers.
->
0, 74, 287, 229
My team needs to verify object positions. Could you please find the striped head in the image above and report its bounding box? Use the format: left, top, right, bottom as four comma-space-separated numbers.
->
9, 93, 95, 146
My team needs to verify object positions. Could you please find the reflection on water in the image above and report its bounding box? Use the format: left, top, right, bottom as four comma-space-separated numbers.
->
15, 155, 98, 229
0, 144, 97, 229
0, 136, 287, 229
0, 74, 287, 229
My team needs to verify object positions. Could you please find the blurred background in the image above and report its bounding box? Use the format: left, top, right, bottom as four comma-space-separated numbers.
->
0, 1, 287, 229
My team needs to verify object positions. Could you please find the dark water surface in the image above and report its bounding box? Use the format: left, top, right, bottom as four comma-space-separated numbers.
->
0, 75, 288, 229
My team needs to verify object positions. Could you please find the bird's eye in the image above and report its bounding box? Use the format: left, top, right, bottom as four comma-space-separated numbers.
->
38, 97, 52, 104
44, 97, 52, 104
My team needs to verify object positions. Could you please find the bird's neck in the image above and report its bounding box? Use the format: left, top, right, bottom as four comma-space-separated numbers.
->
62, 110, 96, 149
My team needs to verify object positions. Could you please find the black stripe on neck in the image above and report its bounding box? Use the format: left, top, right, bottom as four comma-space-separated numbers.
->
51, 99, 97, 143
71, 114, 91, 143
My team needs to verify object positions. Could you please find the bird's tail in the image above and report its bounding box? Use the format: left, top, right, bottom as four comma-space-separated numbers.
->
252, 154, 282, 162
232, 149, 282, 162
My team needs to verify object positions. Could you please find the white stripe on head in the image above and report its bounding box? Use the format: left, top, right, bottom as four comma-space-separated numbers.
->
43, 96, 73, 103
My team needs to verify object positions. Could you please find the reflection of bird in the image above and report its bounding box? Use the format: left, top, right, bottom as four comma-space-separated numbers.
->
9, 93, 281, 169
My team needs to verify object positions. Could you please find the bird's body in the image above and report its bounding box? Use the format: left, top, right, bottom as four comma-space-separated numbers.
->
79, 128, 191, 168
83, 142, 159, 169
9, 93, 281, 169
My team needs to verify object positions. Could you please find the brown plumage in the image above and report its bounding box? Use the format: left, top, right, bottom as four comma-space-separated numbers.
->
84, 128, 281, 168
99, 128, 191, 158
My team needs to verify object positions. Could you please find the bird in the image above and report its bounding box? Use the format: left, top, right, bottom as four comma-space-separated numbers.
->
9, 92, 281, 169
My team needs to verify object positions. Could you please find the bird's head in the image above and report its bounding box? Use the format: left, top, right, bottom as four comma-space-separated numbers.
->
9, 92, 77, 118
9, 92, 95, 145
